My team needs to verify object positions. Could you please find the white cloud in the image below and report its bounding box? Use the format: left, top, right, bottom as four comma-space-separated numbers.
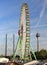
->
35, 0, 47, 27
31, 24, 47, 28
40, 0, 47, 18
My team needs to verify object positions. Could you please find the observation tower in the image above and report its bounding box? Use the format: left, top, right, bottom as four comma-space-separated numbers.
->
36, 33, 40, 52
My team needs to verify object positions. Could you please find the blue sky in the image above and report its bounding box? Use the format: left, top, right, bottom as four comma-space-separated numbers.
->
0, 0, 47, 55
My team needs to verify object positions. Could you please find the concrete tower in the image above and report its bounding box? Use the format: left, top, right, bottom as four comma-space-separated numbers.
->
13, 34, 15, 54
5, 34, 7, 56
36, 33, 40, 52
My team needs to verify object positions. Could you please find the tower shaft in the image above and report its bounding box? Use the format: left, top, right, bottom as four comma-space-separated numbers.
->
37, 37, 40, 52
5, 34, 7, 56
13, 34, 15, 54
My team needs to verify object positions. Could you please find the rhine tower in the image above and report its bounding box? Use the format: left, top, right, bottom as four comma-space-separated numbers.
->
36, 32, 40, 52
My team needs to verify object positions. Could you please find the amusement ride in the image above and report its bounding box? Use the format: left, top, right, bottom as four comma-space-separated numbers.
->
13, 3, 36, 62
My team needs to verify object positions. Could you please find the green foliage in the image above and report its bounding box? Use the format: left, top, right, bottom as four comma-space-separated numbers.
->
30, 49, 47, 60
39, 49, 47, 59
35, 49, 47, 60
0, 55, 4, 58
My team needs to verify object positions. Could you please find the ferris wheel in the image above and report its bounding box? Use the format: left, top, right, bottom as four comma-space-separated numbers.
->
13, 3, 36, 61
19, 3, 30, 60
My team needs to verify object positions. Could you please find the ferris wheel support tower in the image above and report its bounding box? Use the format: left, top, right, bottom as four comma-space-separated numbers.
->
13, 3, 36, 61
